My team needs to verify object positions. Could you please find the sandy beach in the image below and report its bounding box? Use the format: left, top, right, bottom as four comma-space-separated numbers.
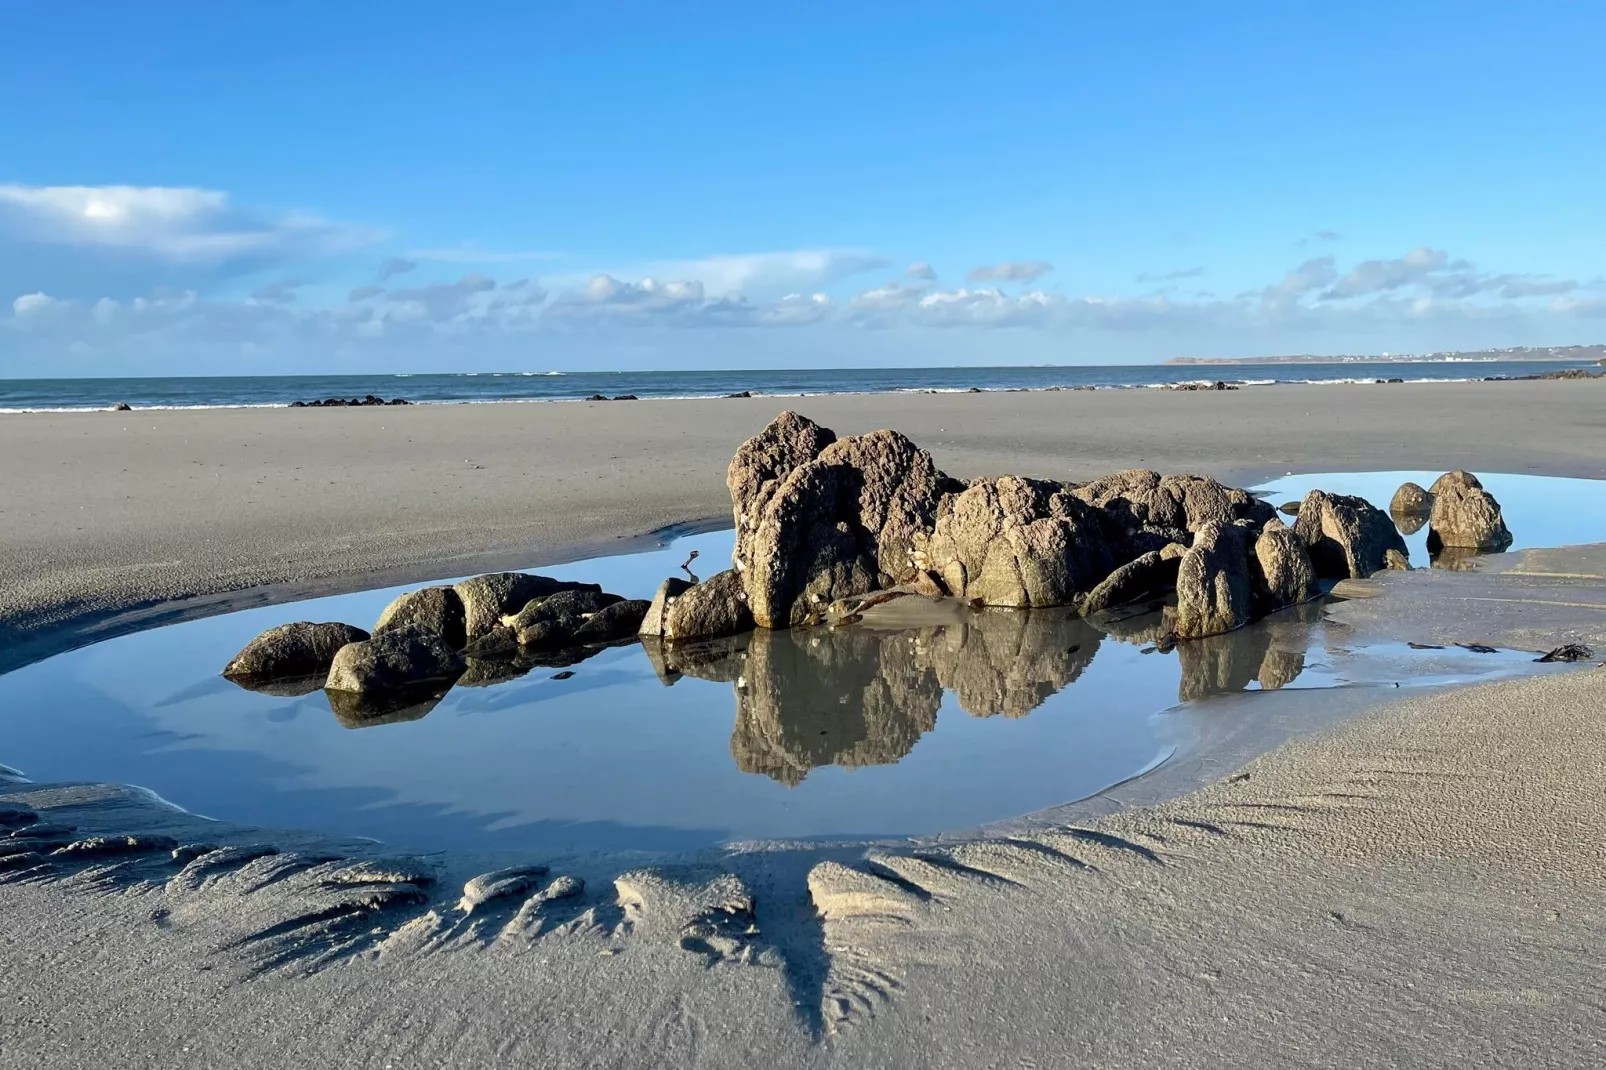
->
2, 381, 1604, 1068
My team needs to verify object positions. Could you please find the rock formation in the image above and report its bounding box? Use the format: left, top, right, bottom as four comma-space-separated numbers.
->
1426, 471, 1513, 552
728, 413, 959, 627
1390, 481, 1433, 517
914, 476, 1115, 608
1249, 519, 1316, 612
455, 572, 600, 644
642, 570, 753, 641
1069, 469, 1276, 558
504, 589, 622, 646
1172, 520, 1253, 638
325, 628, 466, 694
374, 586, 467, 649
728, 411, 838, 575
223, 621, 370, 680
638, 578, 692, 638
570, 599, 652, 642
1080, 544, 1185, 616
1293, 490, 1409, 579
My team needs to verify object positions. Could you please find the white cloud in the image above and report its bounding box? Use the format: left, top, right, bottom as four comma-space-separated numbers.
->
915, 287, 1059, 327
386, 273, 499, 322
967, 261, 1053, 283
762, 292, 833, 326
12, 292, 63, 317
1259, 256, 1339, 309
0, 184, 377, 264
631, 248, 887, 298
5, 236, 1603, 373
852, 281, 926, 311
1322, 246, 1465, 299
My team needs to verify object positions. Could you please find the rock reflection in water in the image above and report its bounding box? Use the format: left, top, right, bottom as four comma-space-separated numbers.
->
924, 608, 1102, 719
324, 684, 452, 728
654, 604, 1238, 786
731, 627, 942, 785
649, 599, 1328, 785
457, 641, 628, 688
225, 673, 328, 699
1172, 600, 1323, 700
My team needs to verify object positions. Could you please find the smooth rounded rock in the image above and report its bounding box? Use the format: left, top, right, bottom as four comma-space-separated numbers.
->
224, 621, 371, 679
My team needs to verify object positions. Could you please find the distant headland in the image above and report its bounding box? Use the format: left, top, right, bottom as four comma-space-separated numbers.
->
1166, 344, 1606, 366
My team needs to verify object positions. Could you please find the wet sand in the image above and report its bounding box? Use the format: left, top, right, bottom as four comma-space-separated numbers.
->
2, 380, 1605, 1067
2, 379, 1603, 671
1, 551, 1602, 1068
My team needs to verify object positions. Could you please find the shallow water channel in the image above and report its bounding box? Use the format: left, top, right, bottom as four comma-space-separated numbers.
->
0, 472, 1599, 853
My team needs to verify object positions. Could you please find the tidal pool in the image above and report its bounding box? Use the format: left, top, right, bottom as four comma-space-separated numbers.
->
0, 471, 1597, 853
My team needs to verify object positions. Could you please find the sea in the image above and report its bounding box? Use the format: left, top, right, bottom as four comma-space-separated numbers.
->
0, 360, 1591, 412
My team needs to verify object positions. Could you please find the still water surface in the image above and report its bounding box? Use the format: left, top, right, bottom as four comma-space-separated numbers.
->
0, 472, 1596, 852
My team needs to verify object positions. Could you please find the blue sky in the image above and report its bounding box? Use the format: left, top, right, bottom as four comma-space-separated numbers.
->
2, 0, 1603, 375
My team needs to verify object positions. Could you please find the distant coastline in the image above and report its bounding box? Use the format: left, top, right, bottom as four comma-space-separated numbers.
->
2, 355, 1601, 412
1166, 344, 1606, 365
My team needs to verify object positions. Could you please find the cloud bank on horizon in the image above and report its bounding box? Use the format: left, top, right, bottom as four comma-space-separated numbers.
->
1, 182, 1601, 374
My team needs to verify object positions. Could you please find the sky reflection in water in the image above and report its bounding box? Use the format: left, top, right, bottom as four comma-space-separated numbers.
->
0, 471, 1597, 852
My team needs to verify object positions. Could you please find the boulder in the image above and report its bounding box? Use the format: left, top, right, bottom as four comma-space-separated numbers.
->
728, 413, 959, 628
1389, 482, 1433, 536
639, 577, 694, 637
223, 621, 370, 679
454, 573, 600, 643
1389, 481, 1433, 517
1428, 469, 1483, 495
571, 599, 652, 642
659, 570, 753, 640
1427, 476, 1513, 552
1293, 490, 1409, 578
505, 588, 623, 646
374, 586, 467, 649
915, 477, 1115, 609
1069, 470, 1276, 557
740, 460, 879, 627
1250, 519, 1316, 611
1172, 520, 1253, 639
325, 629, 465, 694
727, 411, 838, 575
812, 430, 956, 583
1079, 546, 1183, 615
